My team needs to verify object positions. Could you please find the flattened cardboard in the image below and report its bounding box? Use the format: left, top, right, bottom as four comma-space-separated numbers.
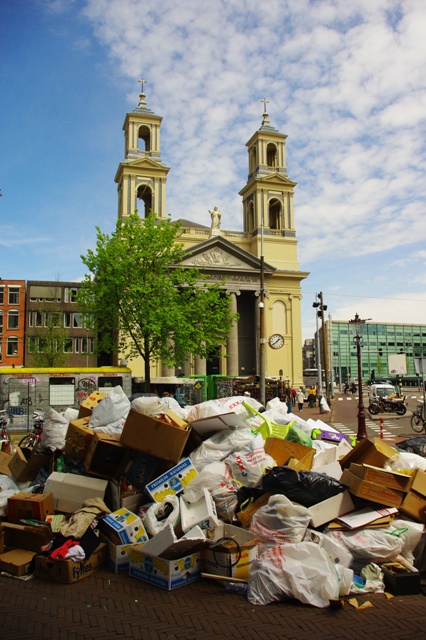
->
307, 490, 355, 528
121, 409, 190, 464
34, 543, 107, 583
2, 522, 54, 552
264, 438, 315, 471
7, 492, 55, 523
0, 450, 12, 476
189, 412, 247, 439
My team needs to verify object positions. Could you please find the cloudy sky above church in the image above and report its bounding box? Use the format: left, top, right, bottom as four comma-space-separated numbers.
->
2, 0, 426, 340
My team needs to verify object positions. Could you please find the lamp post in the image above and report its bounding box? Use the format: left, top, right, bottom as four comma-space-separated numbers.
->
259, 211, 266, 407
349, 313, 368, 440
312, 296, 323, 391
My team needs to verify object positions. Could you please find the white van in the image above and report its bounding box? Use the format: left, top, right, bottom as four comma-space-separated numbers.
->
368, 383, 396, 403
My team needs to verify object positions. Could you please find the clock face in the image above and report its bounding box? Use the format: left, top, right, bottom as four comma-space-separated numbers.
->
269, 333, 284, 349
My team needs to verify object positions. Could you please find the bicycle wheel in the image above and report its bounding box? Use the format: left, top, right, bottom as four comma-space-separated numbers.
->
19, 433, 36, 449
410, 413, 425, 433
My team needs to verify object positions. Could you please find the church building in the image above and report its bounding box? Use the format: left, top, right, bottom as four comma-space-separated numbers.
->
114, 85, 309, 388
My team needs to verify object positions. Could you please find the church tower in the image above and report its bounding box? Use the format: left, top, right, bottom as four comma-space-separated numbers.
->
115, 80, 170, 220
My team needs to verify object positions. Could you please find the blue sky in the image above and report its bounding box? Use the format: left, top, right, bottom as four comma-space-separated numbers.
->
1, 0, 426, 342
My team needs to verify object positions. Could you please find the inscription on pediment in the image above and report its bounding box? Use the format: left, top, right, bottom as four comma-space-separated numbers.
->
186, 247, 248, 268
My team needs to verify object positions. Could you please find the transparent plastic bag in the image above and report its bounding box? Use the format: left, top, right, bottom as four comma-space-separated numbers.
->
249, 494, 311, 549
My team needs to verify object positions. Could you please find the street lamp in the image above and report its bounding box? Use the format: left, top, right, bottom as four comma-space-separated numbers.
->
312, 297, 323, 391
349, 313, 369, 440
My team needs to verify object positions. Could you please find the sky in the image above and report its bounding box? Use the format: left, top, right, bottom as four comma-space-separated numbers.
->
1, 0, 426, 342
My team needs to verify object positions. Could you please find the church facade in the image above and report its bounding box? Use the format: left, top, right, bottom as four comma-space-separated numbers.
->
114, 86, 309, 388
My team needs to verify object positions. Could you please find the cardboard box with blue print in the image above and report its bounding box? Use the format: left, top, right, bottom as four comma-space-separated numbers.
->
100, 507, 149, 545
128, 523, 205, 591
145, 458, 197, 502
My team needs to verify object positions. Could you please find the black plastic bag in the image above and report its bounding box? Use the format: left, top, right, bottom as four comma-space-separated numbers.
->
262, 466, 347, 507
396, 436, 426, 458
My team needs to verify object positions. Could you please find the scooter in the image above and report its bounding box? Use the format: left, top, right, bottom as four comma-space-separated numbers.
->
368, 395, 407, 416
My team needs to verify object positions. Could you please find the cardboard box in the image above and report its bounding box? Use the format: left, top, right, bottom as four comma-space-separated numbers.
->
121, 409, 191, 464
341, 469, 405, 508
84, 433, 128, 479
381, 562, 421, 595
235, 492, 273, 528
1, 522, 54, 552
8, 447, 51, 483
100, 534, 139, 573
34, 542, 107, 583
145, 458, 198, 502
180, 488, 220, 532
78, 391, 107, 419
128, 524, 205, 591
164, 410, 188, 430
340, 438, 398, 470
347, 463, 412, 492
336, 506, 398, 529
101, 508, 148, 545
308, 490, 355, 528
44, 472, 108, 513
202, 523, 258, 581
311, 444, 338, 468
0, 450, 12, 476
264, 438, 315, 471
189, 412, 247, 440
0, 548, 36, 577
7, 492, 55, 524
400, 471, 426, 523
106, 478, 142, 513
65, 418, 94, 459
125, 451, 172, 492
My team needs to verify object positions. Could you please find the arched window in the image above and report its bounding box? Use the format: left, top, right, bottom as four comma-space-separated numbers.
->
272, 300, 287, 335
268, 198, 281, 230
138, 125, 151, 152
136, 184, 153, 218
247, 202, 255, 232
250, 147, 257, 174
266, 143, 277, 168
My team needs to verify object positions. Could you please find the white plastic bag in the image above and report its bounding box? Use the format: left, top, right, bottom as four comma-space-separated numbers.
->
384, 451, 426, 473
320, 397, 330, 412
249, 495, 311, 550
143, 495, 180, 536
185, 396, 262, 423
40, 407, 69, 451
189, 427, 256, 470
247, 542, 340, 607
325, 528, 405, 563
89, 386, 130, 428
224, 434, 275, 488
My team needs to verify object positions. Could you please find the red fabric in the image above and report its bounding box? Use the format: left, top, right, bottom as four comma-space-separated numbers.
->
49, 540, 80, 560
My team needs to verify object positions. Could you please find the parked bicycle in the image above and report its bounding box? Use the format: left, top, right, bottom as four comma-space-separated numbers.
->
410, 402, 426, 433
18, 409, 45, 452
0, 410, 11, 452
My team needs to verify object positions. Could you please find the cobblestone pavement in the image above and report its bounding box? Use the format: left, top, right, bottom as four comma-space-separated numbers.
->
2, 391, 426, 639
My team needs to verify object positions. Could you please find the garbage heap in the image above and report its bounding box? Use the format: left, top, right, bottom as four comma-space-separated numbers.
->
0, 387, 425, 607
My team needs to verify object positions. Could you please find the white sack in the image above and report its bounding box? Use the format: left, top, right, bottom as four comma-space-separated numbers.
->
63, 407, 79, 423
325, 528, 405, 563
189, 427, 256, 470
40, 407, 69, 451
224, 434, 275, 488
249, 494, 311, 550
144, 495, 180, 537
247, 542, 340, 607
384, 451, 426, 473
185, 396, 262, 423
89, 385, 130, 428
182, 462, 237, 503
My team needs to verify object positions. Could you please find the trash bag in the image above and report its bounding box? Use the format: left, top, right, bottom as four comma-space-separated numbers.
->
324, 527, 405, 563
224, 434, 276, 488
249, 494, 311, 548
262, 466, 347, 507
396, 436, 426, 458
247, 541, 340, 607
40, 407, 69, 451
89, 386, 130, 428
384, 451, 426, 474
144, 495, 180, 536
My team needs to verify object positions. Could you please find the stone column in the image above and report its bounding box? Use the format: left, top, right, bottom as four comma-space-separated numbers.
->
161, 363, 175, 376
226, 291, 239, 376
194, 355, 207, 375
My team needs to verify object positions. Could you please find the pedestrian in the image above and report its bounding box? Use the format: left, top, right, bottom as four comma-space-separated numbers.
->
297, 388, 304, 411
308, 386, 316, 408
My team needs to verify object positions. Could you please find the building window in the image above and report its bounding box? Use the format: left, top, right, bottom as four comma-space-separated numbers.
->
45, 311, 61, 327
8, 287, 20, 305
7, 310, 19, 330
27, 337, 36, 353
0, 312, 3, 334
64, 312, 71, 328
7, 336, 18, 356
0, 339, 2, 361
38, 338, 48, 353
73, 313, 83, 328
0, 287, 4, 304
64, 287, 78, 303
64, 339, 73, 353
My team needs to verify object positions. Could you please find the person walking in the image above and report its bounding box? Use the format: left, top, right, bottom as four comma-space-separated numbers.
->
297, 388, 305, 411
308, 386, 317, 408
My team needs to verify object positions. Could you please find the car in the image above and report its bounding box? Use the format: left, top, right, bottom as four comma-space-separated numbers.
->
368, 383, 396, 403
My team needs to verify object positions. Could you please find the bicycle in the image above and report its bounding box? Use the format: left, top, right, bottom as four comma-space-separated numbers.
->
18, 409, 45, 452
0, 409, 11, 452
410, 402, 426, 433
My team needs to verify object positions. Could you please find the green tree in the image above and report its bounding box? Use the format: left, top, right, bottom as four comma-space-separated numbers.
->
79, 212, 238, 389
26, 286, 71, 367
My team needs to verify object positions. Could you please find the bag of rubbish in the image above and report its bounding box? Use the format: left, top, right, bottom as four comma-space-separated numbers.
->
185, 396, 263, 422
384, 451, 426, 474
40, 407, 69, 451
249, 494, 311, 549
188, 427, 256, 470
394, 436, 426, 458
324, 527, 405, 563
224, 434, 276, 488
262, 466, 346, 507
182, 461, 238, 503
247, 541, 340, 607
89, 386, 130, 428
144, 495, 180, 537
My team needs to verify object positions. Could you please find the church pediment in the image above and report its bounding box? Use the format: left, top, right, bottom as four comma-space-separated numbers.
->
181, 236, 275, 273
257, 173, 297, 188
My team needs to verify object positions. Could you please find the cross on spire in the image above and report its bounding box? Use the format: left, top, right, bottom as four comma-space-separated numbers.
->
138, 78, 147, 94
261, 98, 269, 114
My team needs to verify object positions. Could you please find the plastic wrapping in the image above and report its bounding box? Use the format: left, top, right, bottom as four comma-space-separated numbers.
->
262, 466, 347, 507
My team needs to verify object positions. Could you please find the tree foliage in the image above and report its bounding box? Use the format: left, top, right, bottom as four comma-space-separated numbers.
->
26, 287, 71, 368
79, 213, 238, 387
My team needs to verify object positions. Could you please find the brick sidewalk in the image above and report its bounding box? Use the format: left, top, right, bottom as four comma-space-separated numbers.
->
2, 567, 426, 640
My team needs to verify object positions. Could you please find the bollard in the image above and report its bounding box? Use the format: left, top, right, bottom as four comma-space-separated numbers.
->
379, 417, 384, 440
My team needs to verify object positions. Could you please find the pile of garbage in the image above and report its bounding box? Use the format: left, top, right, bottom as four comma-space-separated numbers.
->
0, 386, 425, 607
